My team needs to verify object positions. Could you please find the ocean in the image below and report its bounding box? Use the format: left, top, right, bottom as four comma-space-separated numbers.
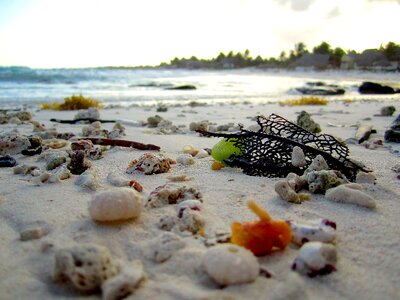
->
0, 66, 399, 108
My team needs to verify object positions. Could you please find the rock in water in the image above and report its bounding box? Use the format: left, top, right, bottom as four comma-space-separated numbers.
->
202, 244, 259, 286
384, 114, 400, 143
358, 81, 399, 94
89, 188, 143, 222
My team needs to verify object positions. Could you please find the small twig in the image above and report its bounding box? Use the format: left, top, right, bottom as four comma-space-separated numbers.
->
81, 137, 160, 151
50, 118, 116, 124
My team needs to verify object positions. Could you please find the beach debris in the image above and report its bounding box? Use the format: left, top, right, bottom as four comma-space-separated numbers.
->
211, 138, 242, 166
274, 180, 309, 204
31, 120, 46, 132
51, 118, 115, 124
153, 119, 181, 135
384, 114, 400, 143
195, 149, 209, 159
35, 129, 58, 140
127, 153, 173, 175
74, 107, 100, 120
147, 115, 163, 128
362, 138, 383, 150
279, 96, 328, 106
107, 172, 130, 187
43, 94, 102, 110
57, 132, 76, 140
211, 161, 224, 170
355, 124, 376, 144
13, 164, 39, 175
46, 155, 67, 170
295, 82, 345, 96
204, 232, 231, 247
102, 261, 145, 300
198, 114, 368, 181
71, 139, 94, 152
129, 179, 143, 192
145, 232, 186, 262
75, 170, 100, 191
82, 121, 108, 137
146, 183, 202, 208
202, 244, 259, 286
67, 150, 91, 175
177, 199, 203, 213
0, 132, 30, 156
230, 201, 291, 256
20, 222, 50, 241
0, 155, 17, 167
158, 207, 205, 235
182, 144, 196, 155
291, 146, 307, 167
356, 171, 376, 184
167, 84, 196, 90
306, 170, 348, 194
82, 137, 160, 151
167, 174, 193, 182
292, 242, 337, 277
108, 122, 126, 138
189, 120, 209, 132
176, 153, 196, 165
379, 106, 396, 116
391, 164, 400, 173
287, 219, 336, 246
325, 183, 376, 208
21, 136, 43, 156
0, 110, 32, 124
53, 243, 118, 291
42, 138, 68, 150
49, 165, 71, 183
297, 111, 321, 133
88, 188, 143, 222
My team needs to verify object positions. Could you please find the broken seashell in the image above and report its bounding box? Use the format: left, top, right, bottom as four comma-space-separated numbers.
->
126, 153, 172, 175
202, 244, 259, 286
146, 184, 202, 208
292, 241, 337, 277
176, 154, 196, 165
230, 201, 291, 256
325, 184, 376, 208
129, 179, 143, 192
75, 170, 99, 191
287, 219, 336, 245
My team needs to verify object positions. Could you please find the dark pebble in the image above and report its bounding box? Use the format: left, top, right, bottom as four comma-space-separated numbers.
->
0, 155, 17, 167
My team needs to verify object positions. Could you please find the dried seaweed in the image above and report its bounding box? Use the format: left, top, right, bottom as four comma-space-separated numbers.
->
198, 114, 369, 181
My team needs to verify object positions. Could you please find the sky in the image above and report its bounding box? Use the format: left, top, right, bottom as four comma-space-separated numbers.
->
0, 0, 399, 68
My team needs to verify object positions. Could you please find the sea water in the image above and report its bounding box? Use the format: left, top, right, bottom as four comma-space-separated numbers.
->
0, 66, 399, 108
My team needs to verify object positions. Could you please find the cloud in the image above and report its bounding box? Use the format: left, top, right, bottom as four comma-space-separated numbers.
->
274, 0, 317, 11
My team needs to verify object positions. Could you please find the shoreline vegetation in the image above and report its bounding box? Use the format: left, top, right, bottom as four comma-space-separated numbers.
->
0, 41, 399, 72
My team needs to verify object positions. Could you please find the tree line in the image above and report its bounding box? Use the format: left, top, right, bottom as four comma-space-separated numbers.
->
158, 41, 400, 69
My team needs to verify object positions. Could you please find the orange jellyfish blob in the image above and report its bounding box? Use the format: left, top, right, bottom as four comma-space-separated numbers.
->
230, 201, 292, 256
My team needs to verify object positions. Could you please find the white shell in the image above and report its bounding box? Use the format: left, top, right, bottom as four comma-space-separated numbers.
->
291, 146, 307, 167
176, 154, 196, 165
195, 149, 209, 159
202, 244, 259, 286
325, 184, 376, 208
288, 219, 336, 245
102, 260, 145, 300
89, 188, 143, 222
292, 241, 337, 277
53, 243, 118, 291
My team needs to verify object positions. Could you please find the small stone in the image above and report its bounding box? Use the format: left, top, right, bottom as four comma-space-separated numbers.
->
46, 155, 67, 170
297, 111, 321, 133
195, 149, 209, 159
380, 106, 396, 116
102, 261, 145, 300
89, 188, 143, 222
325, 184, 376, 208
291, 146, 306, 167
189, 121, 209, 132
53, 243, 118, 291
75, 170, 100, 191
146, 184, 202, 208
107, 172, 130, 187
0, 155, 17, 168
74, 107, 100, 120
20, 225, 49, 241
292, 242, 337, 277
147, 115, 163, 128
202, 244, 259, 286
49, 165, 71, 183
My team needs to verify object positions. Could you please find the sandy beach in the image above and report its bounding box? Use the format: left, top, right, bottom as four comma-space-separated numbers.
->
0, 99, 399, 300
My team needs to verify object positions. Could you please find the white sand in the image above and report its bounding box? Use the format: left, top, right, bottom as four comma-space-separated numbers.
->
0, 100, 399, 299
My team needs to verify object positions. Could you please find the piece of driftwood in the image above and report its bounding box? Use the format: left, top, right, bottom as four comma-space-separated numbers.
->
198, 114, 369, 181
81, 137, 160, 151
50, 118, 116, 124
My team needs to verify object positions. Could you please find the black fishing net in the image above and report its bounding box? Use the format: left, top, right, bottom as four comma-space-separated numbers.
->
198, 114, 369, 181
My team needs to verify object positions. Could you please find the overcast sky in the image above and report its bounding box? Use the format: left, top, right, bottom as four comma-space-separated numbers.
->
0, 0, 399, 68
